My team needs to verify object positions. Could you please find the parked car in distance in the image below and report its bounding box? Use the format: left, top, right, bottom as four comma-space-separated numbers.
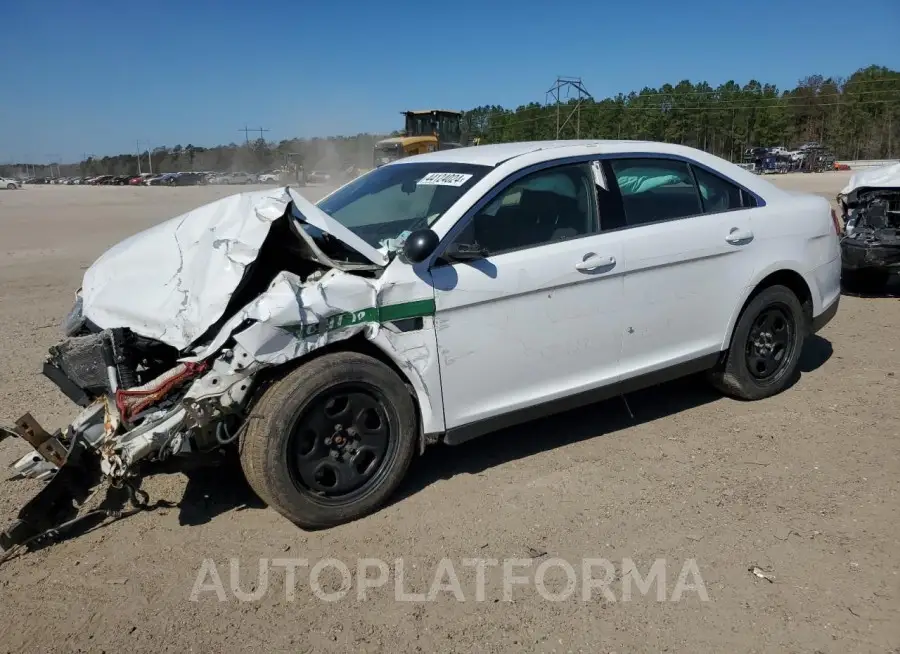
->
172, 172, 208, 186
146, 173, 177, 186
0, 177, 22, 189
208, 171, 255, 184
306, 170, 331, 184
128, 173, 153, 185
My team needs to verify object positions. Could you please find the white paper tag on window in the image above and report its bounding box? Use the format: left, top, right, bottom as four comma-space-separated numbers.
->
417, 172, 473, 186
591, 161, 607, 190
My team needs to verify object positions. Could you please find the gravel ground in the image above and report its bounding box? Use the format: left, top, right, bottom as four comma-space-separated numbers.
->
0, 174, 898, 653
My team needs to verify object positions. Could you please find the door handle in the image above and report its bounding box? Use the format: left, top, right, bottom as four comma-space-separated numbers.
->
575, 253, 616, 271
725, 227, 754, 245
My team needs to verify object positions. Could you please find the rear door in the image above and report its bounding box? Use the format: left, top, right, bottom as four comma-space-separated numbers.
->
606, 157, 760, 379
431, 161, 628, 430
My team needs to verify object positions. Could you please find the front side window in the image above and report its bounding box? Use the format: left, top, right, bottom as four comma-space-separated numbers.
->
609, 158, 702, 226
316, 162, 490, 250
460, 163, 598, 255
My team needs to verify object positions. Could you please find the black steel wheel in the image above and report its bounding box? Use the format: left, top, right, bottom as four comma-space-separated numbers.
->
709, 284, 806, 400
286, 382, 395, 503
744, 304, 795, 384
240, 351, 417, 529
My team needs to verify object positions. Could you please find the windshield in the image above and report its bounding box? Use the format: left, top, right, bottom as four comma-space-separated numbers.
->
316, 162, 490, 250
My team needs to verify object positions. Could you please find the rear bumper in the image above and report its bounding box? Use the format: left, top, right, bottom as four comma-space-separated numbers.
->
811, 295, 839, 334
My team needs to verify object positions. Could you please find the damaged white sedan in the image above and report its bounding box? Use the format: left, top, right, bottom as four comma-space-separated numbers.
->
837, 162, 900, 288
1, 140, 842, 551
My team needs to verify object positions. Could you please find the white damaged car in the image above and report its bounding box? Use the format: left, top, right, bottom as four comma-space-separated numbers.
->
0, 141, 841, 547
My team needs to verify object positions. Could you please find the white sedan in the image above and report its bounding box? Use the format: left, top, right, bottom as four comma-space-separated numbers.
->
0, 177, 22, 189
2, 140, 842, 544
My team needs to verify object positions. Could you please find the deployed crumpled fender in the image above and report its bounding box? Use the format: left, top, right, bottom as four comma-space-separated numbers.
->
82, 187, 388, 351
187, 269, 381, 365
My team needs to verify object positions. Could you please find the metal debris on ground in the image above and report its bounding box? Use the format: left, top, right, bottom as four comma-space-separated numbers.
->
748, 565, 776, 583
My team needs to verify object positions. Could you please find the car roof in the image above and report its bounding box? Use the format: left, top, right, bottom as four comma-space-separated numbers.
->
390, 139, 786, 204
390, 139, 704, 167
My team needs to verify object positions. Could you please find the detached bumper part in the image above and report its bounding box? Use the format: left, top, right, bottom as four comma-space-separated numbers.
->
1, 415, 102, 556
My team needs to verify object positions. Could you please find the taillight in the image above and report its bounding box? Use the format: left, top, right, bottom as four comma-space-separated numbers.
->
830, 208, 842, 235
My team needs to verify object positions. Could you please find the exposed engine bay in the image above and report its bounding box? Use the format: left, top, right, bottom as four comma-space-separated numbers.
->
838, 163, 900, 275
0, 185, 421, 558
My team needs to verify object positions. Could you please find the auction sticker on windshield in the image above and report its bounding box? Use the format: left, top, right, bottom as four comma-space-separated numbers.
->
417, 172, 473, 186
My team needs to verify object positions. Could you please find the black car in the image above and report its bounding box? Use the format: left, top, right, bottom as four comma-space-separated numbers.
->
172, 172, 207, 186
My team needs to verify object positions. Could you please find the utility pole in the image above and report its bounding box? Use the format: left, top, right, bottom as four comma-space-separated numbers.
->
889, 111, 893, 159
546, 76, 593, 139
239, 125, 269, 145
137, 140, 153, 174
136, 140, 142, 175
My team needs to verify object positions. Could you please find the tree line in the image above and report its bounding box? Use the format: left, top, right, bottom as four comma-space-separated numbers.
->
464, 65, 899, 161
5, 65, 897, 179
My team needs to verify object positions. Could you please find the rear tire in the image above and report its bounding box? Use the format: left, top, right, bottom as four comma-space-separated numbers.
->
239, 351, 418, 529
708, 284, 806, 400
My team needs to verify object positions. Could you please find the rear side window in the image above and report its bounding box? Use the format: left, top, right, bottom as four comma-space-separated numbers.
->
692, 166, 744, 213
609, 159, 702, 226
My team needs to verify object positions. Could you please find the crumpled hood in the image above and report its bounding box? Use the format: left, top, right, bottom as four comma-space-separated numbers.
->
81, 186, 387, 351
840, 162, 900, 201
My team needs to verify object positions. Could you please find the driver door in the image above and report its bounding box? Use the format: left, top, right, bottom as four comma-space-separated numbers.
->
430, 162, 627, 435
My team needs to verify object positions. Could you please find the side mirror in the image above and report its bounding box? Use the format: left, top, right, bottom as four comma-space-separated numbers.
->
444, 242, 486, 262
402, 229, 439, 264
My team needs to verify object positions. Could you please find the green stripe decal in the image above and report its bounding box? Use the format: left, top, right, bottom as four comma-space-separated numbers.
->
379, 298, 436, 322
284, 299, 436, 339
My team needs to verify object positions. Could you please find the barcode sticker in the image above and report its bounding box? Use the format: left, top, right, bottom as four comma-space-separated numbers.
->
417, 172, 473, 187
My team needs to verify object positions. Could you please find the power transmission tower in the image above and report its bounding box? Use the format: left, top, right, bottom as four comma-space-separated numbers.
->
546, 76, 593, 139
239, 125, 269, 145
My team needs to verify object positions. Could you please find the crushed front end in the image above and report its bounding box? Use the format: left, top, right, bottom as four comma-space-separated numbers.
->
1, 307, 256, 556
838, 164, 900, 284
1, 186, 391, 559
840, 188, 900, 273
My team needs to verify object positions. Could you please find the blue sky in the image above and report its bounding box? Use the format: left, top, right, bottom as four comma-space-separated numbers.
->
1, 0, 898, 162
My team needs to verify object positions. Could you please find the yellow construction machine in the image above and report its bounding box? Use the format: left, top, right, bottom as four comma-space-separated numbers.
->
373, 110, 477, 167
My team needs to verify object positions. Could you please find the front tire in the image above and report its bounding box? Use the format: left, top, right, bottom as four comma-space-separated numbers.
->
239, 351, 417, 529
6, 183, 15, 190
709, 285, 806, 400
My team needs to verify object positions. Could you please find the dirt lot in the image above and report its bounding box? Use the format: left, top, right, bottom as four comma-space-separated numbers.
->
0, 174, 898, 653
